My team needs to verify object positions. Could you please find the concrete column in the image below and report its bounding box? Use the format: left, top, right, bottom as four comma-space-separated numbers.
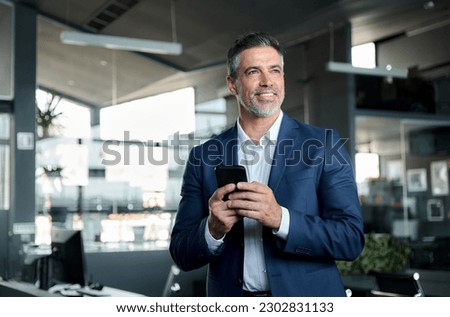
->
303, 24, 356, 159
8, 3, 37, 280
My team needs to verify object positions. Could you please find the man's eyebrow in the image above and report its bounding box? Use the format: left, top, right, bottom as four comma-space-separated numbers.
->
243, 64, 282, 71
241, 65, 260, 73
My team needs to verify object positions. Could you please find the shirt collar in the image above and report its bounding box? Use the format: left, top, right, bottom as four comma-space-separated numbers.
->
237, 111, 284, 146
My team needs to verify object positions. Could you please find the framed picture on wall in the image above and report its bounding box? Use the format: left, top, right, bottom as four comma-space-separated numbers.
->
427, 199, 444, 221
430, 160, 449, 196
406, 168, 427, 192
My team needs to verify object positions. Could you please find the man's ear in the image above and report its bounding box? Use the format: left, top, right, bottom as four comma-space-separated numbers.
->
226, 75, 237, 96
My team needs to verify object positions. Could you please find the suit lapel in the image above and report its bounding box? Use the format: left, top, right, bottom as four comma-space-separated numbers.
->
268, 115, 300, 192
219, 124, 239, 166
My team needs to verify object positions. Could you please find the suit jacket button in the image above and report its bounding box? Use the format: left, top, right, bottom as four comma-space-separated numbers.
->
295, 247, 309, 254
235, 278, 242, 286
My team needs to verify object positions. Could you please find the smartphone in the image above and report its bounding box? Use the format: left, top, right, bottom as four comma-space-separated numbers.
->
214, 165, 248, 200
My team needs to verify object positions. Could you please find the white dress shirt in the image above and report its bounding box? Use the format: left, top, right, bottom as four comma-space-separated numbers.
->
205, 111, 290, 292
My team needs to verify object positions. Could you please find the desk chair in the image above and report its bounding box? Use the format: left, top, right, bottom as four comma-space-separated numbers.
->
369, 271, 425, 297
162, 264, 181, 297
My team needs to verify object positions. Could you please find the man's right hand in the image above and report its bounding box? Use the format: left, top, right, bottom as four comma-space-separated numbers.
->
207, 183, 242, 239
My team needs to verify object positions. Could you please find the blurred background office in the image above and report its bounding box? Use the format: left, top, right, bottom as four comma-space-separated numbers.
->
1, 0, 450, 296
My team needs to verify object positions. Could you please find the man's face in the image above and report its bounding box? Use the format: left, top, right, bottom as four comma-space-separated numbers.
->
227, 46, 285, 118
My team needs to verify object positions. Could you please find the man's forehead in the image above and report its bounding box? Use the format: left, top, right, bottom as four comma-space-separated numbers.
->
238, 46, 283, 67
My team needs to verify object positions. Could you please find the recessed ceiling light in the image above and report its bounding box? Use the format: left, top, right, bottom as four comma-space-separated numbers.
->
424, 1, 435, 10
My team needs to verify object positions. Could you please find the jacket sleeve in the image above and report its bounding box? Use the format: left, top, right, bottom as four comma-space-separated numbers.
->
169, 146, 217, 271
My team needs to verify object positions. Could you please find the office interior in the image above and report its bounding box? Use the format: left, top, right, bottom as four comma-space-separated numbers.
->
1, 0, 450, 297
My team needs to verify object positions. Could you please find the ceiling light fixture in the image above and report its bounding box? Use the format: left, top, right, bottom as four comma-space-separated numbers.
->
60, 31, 182, 55
326, 61, 408, 78
61, 1, 182, 55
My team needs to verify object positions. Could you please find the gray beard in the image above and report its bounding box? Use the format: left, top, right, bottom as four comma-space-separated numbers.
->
247, 105, 279, 117
242, 99, 282, 117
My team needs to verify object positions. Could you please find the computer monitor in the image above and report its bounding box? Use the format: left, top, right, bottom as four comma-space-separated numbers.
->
50, 227, 87, 287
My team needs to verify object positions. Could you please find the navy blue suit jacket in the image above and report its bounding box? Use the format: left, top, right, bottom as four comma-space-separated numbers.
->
170, 114, 364, 296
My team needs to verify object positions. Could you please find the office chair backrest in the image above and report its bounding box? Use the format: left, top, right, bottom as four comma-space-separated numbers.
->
369, 270, 425, 297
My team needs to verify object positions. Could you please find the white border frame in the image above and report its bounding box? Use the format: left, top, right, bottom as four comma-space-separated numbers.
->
430, 160, 449, 196
407, 168, 427, 192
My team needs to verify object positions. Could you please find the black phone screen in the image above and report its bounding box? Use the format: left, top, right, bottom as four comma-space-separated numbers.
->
214, 165, 247, 200
215, 165, 248, 187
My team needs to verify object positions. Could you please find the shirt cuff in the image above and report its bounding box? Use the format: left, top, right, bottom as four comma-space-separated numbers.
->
205, 220, 225, 254
272, 206, 290, 240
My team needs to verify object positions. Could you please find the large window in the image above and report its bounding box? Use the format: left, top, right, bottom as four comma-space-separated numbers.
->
99, 87, 195, 212
352, 42, 376, 69
0, 2, 12, 210
195, 98, 227, 138
0, 114, 9, 210
35, 89, 91, 212
35, 87, 195, 248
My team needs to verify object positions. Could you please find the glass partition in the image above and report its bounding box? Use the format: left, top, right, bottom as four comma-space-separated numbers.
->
356, 114, 450, 271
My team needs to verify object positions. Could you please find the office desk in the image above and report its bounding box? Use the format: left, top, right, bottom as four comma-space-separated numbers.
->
0, 280, 144, 297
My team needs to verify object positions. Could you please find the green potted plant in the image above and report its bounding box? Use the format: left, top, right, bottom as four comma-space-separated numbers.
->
337, 232, 411, 275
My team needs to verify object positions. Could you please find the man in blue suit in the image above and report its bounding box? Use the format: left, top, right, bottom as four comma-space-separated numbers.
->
169, 32, 364, 297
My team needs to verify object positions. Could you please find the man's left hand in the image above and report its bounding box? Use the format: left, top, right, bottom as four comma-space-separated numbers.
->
227, 182, 282, 230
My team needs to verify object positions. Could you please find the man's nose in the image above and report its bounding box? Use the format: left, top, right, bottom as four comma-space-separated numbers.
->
259, 72, 273, 87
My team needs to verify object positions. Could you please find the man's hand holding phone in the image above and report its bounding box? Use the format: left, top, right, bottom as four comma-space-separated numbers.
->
207, 165, 248, 239
209, 165, 282, 237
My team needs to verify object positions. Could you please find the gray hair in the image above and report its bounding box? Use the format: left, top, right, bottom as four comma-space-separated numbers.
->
226, 32, 285, 79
